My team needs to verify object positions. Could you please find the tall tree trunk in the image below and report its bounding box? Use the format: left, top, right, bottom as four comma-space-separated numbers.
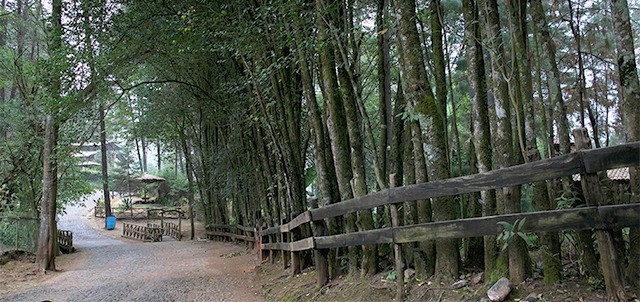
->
530, 0, 599, 280
141, 137, 148, 173
335, 34, 377, 277
480, 0, 528, 282
610, 0, 640, 292
396, 0, 458, 279
181, 132, 196, 240
566, 0, 586, 128
37, 115, 58, 271
377, 0, 392, 187
0, 0, 6, 129
462, 0, 496, 275
100, 105, 112, 221
296, 31, 341, 277
36, 0, 62, 272
529, 0, 571, 156
316, 0, 358, 275
429, 0, 459, 280
507, 0, 559, 283
157, 138, 161, 171
394, 0, 434, 278
82, 0, 112, 223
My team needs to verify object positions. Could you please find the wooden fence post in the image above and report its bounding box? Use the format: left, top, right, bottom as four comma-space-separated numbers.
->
255, 212, 269, 261
310, 198, 329, 288
389, 174, 404, 301
281, 217, 290, 270
574, 128, 626, 301
291, 211, 301, 275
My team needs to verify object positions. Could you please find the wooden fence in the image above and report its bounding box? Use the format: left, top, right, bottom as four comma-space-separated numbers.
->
163, 222, 182, 241
57, 229, 73, 254
207, 133, 639, 301
122, 222, 163, 242
205, 223, 255, 248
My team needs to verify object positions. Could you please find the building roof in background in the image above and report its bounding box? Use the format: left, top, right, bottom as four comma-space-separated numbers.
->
573, 167, 631, 182
73, 150, 100, 158
78, 161, 101, 167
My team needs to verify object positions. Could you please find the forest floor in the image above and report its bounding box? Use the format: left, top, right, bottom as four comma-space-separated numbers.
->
258, 261, 615, 302
0, 193, 629, 301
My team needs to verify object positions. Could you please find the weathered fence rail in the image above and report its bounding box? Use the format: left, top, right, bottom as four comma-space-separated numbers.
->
57, 229, 73, 254
259, 138, 638, 300
122, 222, 162, 242
204, 139, 639, 301
205, 223, 255, 248
256, 141, 639, 249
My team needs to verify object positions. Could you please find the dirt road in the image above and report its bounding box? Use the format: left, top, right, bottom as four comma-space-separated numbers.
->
0, 196, 263, 302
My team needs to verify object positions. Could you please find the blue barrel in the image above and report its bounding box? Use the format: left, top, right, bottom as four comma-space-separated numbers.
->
106, 216, 116, 230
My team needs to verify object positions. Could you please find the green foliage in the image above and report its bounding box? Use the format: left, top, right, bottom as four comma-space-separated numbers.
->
156, 168, 188, 206
115, 197, 133, 214
555, 189, 582, 209
496, 218, 528, 251
0, 218, 39, 253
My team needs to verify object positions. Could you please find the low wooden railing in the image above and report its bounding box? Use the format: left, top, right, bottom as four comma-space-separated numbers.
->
250, 131, 639, 301
205, 223, 255, 249
122, 222, 162, 242
57, 229, 73, 254
164, 222, 182, 241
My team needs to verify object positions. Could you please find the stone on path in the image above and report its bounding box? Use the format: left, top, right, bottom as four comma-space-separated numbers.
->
486, 277, 511, 302
452, 279, 467, 289
471, 272, 484, 285
404, 269, 415, 281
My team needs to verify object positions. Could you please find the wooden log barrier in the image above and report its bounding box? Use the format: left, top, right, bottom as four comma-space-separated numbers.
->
310, 198, 329, 288
574, 128, 626, 301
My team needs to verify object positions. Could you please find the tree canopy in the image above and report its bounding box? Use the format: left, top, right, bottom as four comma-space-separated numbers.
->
0, 0, 638, 295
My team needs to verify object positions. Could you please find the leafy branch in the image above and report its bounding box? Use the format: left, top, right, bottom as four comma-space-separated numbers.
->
497, 218, 528, 251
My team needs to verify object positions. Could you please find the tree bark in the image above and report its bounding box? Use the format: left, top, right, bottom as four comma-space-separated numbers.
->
479, 0, 528, 282
462, 0, 496, 274
100, 105, 112, 221
429, 0, 459, 280
36, 0, 62, 272
507, 0, 560, 283
294, 18, 341, 277
180, 132, 196, 240
529, 0, 571, 156
316, 0, 358, 275
377, 0, 392, 188
610, 0, 640, 293
395, 0, 457, 279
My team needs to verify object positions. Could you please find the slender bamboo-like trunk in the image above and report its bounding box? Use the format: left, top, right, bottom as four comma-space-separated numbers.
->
430, 0, 459, 280
141, 137, 148, 173
507, 0, 558, 283
157, 139, 161, 171
377, 0, 392, 188
316, 0, 358, 275
394, 0, 434, 276
100, 106, 112, 221
529, 0, 571, 156
294, 23, 341, 277
480, 0, 528, 282
462, 0, 496, 274
395, 0, 458, 279
181, 133, 196, 240
610, 0, 640, 293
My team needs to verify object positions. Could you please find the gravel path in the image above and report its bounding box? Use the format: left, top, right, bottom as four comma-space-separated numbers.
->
0, 194, 263, 302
